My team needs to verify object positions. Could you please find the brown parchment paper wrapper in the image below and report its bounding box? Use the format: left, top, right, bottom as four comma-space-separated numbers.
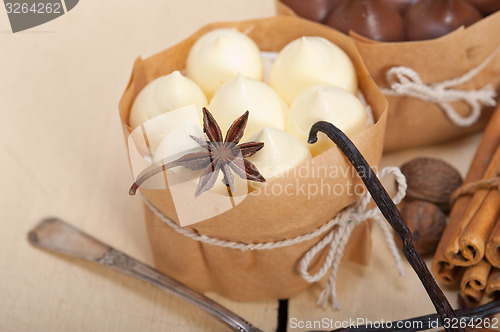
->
118, 16, 388, 301
275, 0, 296, 17
351, 12, 500, 152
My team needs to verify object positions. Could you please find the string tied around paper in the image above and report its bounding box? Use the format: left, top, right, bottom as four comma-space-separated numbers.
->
450, 170, 500, 207
381, 46, 500, 127
141, 167, 407, 310
298, 166, 407, 310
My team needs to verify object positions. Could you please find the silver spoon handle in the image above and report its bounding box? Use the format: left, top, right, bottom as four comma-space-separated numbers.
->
28, 218, 263, 332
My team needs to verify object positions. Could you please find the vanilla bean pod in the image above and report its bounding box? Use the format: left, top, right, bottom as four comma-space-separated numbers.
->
308, 121, 461, 332
321, 300, 500, 332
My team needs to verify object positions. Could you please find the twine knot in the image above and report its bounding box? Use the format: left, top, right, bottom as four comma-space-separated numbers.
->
299, 167, 408, 310
143, 167, 408, 310
451, 170, 500, 206
382, 47, 499, 127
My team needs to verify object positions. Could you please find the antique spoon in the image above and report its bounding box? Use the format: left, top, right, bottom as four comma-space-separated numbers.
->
28, 217, 263, 332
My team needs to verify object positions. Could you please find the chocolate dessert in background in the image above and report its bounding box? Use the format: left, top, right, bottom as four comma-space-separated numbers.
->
405, 0, 482, 41
280, 0, 498, 41
325, 0, 404, 42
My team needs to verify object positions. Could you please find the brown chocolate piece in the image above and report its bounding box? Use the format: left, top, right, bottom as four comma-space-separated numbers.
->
326, 0, 404, 42
380, 0, 419, 15
280, 0, 341, 23
405, 0, 483, 41
464, 0, 500, 16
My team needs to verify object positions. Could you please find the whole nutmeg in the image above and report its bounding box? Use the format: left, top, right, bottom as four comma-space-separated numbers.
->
281, 0, 342, 23
400, 157, 463, 212
404, 0, 483, 41
401, 200, 447, 255
326, 0, 404, 42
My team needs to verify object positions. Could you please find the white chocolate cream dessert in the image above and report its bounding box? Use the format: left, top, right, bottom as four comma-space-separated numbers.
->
140, 104, 204, 155
247, 127, 312, 189
129, 70, 207, 129
186, 28, 264, 99
208, 74, 287, 141
128, 29, 372, 200
286, 85, 369, 157
152, 105, 205, 162
269, 36, 357, 104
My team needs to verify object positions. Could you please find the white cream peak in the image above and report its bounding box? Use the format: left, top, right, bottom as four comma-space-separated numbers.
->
269, 36, 357, 104
208, 74, 287, 141
247, 127, 312, 187
129, 71, 207, 129
141, 104, 203, 157
286, 85, 369, 156
186, 28, 263, 99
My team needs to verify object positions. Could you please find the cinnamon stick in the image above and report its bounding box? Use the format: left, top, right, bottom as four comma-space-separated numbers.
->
461, 287, 484, 307
432, 104, 500, 284
460, 260, 491, 306
461, 259, 492, 291
486, 216, 500, 268
485, 268, 500, 299
447, 147, 500, 266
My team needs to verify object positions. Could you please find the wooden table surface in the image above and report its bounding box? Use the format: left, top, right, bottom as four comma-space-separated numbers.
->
0, 1, 487, 331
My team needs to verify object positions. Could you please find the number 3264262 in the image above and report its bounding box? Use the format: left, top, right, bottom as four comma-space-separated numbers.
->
5, 2, 62, 14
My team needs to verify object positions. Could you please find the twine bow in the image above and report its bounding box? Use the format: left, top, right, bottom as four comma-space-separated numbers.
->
143, 167, 408, 310
299, 167, 407, 310
381, 47, 499, 127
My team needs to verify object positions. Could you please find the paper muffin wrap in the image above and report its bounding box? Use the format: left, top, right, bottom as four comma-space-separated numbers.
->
118, 16, 388, 301
275, 0, 296, 17
351, 11, 500, 152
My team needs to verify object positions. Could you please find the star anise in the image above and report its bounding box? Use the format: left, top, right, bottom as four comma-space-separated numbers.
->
129, 107, 266, 197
